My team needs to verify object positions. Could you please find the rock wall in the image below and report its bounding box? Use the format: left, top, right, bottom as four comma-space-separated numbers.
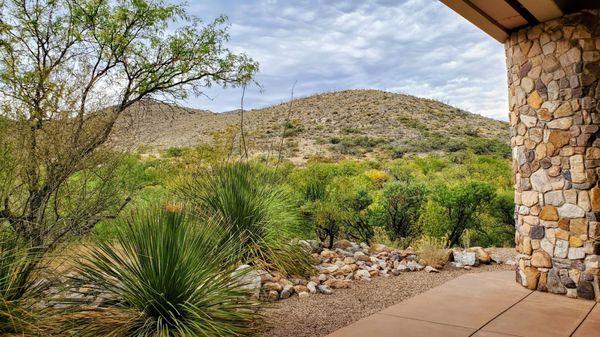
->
507, 10, 600, 299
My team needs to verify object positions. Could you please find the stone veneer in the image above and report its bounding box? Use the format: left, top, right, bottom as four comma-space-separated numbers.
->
507, 9, 600, 300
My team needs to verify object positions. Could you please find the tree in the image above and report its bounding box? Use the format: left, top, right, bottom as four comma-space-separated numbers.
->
0, 0, 257, 278
381, 180, 426, 239
428, 182, 496, 247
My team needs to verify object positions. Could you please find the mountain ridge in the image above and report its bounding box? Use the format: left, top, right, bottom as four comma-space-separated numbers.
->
112, 89, 509, 162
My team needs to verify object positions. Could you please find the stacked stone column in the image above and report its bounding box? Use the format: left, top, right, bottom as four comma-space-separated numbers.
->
507, 10, 600, 300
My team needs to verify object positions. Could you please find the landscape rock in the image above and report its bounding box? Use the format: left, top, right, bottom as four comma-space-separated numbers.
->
425, 266, 439, 273
234, 265, 261, 298
452, 251, 477, 266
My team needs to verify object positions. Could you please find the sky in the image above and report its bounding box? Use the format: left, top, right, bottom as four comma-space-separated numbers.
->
181, 0, 509, 121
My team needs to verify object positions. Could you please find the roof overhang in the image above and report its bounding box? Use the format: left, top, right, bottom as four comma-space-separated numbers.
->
440, 0, 600, 42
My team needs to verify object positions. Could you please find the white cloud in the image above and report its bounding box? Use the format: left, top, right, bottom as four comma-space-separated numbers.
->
179, 0, 509, 121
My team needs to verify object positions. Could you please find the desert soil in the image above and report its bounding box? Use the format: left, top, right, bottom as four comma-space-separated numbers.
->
261, 248, 515, 337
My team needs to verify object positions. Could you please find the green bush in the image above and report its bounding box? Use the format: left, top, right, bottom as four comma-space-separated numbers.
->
379, 179, 426, 240
420, 181, 496, 247
180, 163, 314, 277
165, 147, 185, 158
69, 208, 260, 337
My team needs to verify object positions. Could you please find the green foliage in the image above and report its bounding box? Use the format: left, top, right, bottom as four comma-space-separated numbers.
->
69, 208, 259, 337
378, 179, 427, 240
421, 181, 496, 247
165, 147, 185, 158
180, 163, 314, 277
0, 233, 43, 335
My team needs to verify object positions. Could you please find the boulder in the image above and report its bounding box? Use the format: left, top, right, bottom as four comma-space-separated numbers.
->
333, 239, 353, 250
452, 251, 477, 266
324, 279, 352, 289
267, 290, 279, 302
280, 285, 294, 299
233, 265, 261, 298
406, 261, 424, 271
467, 247, 491, 264
317, 285, 333, 295
531, 251, 552, 268
263, 282, 283, 292
354, 269, 371, 281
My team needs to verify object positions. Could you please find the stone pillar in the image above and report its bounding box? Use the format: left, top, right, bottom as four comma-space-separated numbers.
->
507, 10, 600, 300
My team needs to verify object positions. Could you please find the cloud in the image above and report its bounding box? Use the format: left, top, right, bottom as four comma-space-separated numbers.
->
178, 0, 509, 121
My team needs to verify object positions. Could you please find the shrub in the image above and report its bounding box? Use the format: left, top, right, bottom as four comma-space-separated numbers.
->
414, 236, 449, 269
421, 182, 496, 247
67, 208, 260, 337
364, 169, 389, 186
380, 180, 426, 240
180, 163, 314, 277
165, 147, 185, 158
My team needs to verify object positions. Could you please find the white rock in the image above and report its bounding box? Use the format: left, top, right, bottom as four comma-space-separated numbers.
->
557, 204, 585, 218
530, 170, 552, 192
407, 261, 424, 271
545, 191, 565, 206
307, 281, 317, 294
554, 239, 569, 258
298, 291, 309, 298
233, 265, 261, 298
452, 251, 477, 266
317, 285, 333, 295
354, 269, 371, 281
425, 266, 439, 273
568, 247, 586, 260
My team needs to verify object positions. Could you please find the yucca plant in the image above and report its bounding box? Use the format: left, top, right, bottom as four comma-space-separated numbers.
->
0, 233, 42, 335
180, 163, 314, 277
64, 208, 261, 337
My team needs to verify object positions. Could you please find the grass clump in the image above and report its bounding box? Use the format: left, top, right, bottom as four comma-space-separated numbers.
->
414, 236, 450, 269
0, 234, 45, 336
67, 208, 260, 337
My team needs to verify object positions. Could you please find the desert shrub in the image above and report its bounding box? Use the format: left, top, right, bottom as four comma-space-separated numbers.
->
165, 147, 185, 158
313, 200, 343, 248
364, 169, 389, 186
414, 235, 449, 269
67, 208, 259, 337
420, 181, 496, 247
180, 163, 314, 276
371, 227, 410, 249
379, 180, 426, 240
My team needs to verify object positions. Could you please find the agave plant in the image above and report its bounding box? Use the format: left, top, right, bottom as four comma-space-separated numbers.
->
180, 163, 314, 277
66, 208, 260, 337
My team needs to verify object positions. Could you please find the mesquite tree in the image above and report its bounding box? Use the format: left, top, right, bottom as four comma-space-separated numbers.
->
0, 0, 258, 253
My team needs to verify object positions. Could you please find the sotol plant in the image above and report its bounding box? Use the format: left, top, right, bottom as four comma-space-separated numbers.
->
66, 208, 260, 337
180, 163, 314, 277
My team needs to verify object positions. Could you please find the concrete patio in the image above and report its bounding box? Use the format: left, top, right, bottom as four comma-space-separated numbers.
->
327, 271, 599, 337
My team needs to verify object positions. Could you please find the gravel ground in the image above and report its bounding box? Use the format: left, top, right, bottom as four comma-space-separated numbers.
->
261, 248, 515, 337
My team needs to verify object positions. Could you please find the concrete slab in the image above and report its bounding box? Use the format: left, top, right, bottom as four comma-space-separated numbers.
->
327, 271, 598, 337
480, 291, 595, 337
570, 302, 600, 337
327, 313, 475, 337
379, 271, 531, 329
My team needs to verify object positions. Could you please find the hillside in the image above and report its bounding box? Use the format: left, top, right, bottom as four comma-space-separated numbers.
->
112, 89, 509, 162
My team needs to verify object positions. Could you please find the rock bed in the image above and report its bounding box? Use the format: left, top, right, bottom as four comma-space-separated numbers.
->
262, 257, 515, 337
240, 240, 516, 303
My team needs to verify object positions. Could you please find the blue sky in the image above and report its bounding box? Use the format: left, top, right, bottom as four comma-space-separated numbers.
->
181, 0, 508, 121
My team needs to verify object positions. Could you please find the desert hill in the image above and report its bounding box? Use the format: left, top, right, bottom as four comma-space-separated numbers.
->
113, 89, 509, 162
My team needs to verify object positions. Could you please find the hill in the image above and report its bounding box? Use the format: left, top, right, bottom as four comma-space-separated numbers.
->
112, 89, 509, 162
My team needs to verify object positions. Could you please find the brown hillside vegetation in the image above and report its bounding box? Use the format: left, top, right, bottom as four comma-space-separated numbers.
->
112, 89, 509, 162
